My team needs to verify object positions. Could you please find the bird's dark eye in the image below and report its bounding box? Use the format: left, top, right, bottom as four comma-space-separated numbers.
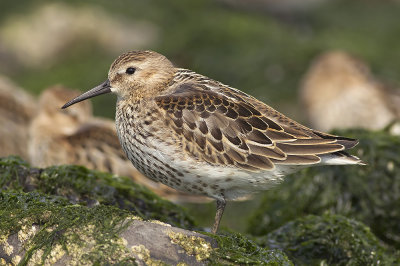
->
126, 67, 136, 75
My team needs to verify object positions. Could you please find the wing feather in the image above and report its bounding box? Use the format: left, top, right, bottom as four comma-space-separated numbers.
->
155, 80, 359, 171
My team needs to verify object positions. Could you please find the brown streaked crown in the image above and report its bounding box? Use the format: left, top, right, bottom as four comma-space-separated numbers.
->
108, 51, 176, 99
110, 50, 157, 69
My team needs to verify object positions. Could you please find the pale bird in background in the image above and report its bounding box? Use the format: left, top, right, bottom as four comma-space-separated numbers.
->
62, 50, 364, 233
29, 86, 207, 203
300, 51, 400, 132
0, 75, 37, 160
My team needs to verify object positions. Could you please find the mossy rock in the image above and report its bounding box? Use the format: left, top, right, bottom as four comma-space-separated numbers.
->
0, 191, 212, 265
0, 156, 194, 229
0, 191, 135, 264
259, 214, 399, 265
0, 191, 291, 265
206, 232, 292, 265
248, 129, 400, 248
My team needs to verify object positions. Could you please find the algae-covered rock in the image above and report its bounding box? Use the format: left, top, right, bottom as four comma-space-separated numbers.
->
0, 191, 137, 264
0, 191, 216, 265
248, 129, 400, 248
206, 232, 292, 265
0, 156, 194, 229
0, 191, 292, 265
259, 214, 399, 265
0, 156, 294, 264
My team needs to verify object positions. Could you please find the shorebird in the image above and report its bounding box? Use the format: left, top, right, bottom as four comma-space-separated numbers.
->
62, 50, 364, 233
30, 86, 207, 202
300, 51, 400, 132
0, 75, 37, 160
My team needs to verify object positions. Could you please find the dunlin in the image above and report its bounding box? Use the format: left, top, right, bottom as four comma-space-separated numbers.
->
300, 51, 400, 132
62, 50, 363, 233
30, 86, 206, 202
0, 75, 37, 160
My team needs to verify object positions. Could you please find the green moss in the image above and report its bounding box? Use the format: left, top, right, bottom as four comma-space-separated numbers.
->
0, 191, 138, 265
0, 156, 194, 229
259, 214, 399, 265
203, 231, 292, 265
0, 156, 33, 190
248, 129, 400, 248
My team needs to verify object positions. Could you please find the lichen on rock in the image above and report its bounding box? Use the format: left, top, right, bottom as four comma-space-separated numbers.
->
168, 230, 213, 261
131, 244, 166, 266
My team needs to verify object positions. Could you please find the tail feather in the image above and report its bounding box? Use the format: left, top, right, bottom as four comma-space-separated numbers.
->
320, 151, 365, 165
312, 131, 359, 149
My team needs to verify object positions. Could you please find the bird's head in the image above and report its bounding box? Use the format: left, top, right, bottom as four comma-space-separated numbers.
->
62, 50, 175, 109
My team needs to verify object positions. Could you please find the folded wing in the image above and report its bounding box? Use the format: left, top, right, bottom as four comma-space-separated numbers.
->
156, 82, 359, 171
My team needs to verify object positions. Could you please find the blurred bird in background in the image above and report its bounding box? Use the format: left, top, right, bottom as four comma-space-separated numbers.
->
28, 86, 208, 203
300, 51, 400, 133
0, 75, 37, 160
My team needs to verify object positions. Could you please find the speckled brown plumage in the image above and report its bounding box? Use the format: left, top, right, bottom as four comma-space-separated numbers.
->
62, 50, 364, 233
155, 77, 358, 171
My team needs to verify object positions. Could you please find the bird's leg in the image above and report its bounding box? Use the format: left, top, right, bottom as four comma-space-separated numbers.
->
212, 199, 226, 234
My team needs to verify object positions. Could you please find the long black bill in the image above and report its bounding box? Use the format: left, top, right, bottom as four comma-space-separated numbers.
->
61, 79, 112, 109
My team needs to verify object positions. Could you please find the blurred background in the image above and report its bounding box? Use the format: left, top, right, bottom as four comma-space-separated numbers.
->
1, 0, 400, 232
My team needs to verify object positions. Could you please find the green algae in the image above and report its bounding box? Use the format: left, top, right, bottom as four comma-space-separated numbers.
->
203, 231, 292, 265
0, 156, 194, 229
248, 129, 400, 249
259, 214, 399, 265
0, 156, 36, 191
0, 191, 138, 265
